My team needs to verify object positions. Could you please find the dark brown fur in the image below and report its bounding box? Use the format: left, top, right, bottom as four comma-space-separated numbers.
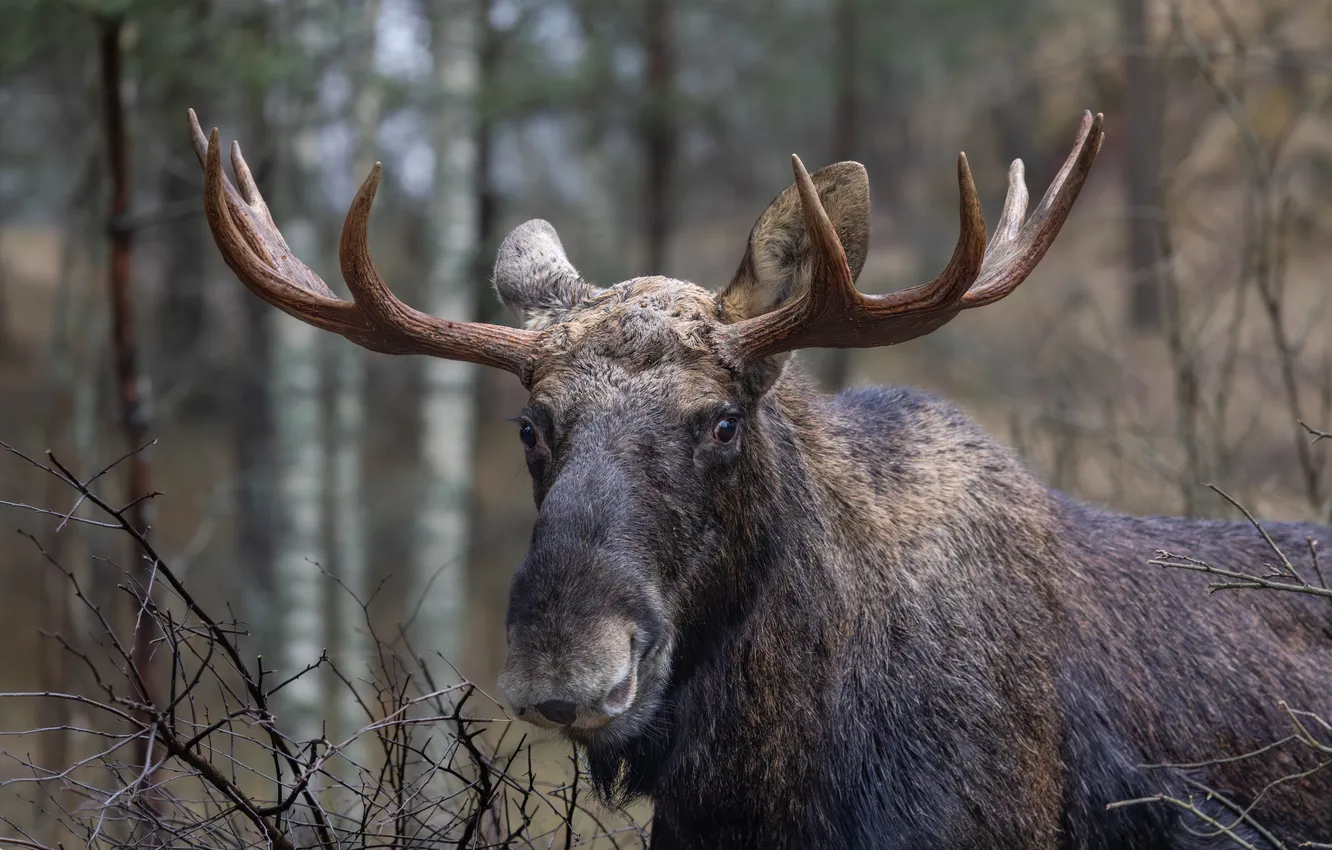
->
492, 168, 1332, 849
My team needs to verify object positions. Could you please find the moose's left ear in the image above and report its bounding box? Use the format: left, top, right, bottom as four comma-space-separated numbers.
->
719, 162, 870, 321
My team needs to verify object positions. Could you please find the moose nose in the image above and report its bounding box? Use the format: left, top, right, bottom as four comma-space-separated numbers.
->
534, 699, 578, 726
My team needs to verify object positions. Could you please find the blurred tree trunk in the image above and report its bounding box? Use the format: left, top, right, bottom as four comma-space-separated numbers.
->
473, 0, 501, 318
233, 12, 277, 678
269, 7, 328, 746
270, 225, 327, 746
567, 0, 623, 282
467, 0, 502, 682
156, 1, 209, 392
833, 0, 858, 173
331, 0, 381, 751
37, 195, 95, 842
236, 292, 277, 628
1122, 0, 1164, 331
156, 168, 205, 387
806, 0, 859, 393
414, 0, 480, 667
640, 0, 676, 274
97, 12, 160, 778
0, 266, 7, 355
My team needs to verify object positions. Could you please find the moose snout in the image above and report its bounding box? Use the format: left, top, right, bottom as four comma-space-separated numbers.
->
498, 618, 644, 732
500, 657, 638, 730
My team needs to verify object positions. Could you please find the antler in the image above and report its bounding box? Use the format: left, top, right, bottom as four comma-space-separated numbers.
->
728, 110, 1105, 363
187, 109, 539, 383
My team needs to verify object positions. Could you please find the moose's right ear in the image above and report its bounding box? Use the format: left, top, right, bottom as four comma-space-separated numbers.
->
493, 220, 599, 330
719, 162, 870, 322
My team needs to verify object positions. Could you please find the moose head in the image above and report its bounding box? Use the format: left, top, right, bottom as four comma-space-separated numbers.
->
187, 107, 1103, 753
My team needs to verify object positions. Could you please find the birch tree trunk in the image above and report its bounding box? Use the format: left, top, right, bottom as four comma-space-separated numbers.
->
413, 0, 480, 670
331, 0, 382, 751
271, 239, 327, 746
269, 2, 332, 754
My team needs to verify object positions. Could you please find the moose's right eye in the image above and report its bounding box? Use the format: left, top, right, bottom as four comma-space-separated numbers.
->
519, 422, 537, 449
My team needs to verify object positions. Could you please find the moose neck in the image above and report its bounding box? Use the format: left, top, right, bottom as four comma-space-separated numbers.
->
587, 370, 1068, 838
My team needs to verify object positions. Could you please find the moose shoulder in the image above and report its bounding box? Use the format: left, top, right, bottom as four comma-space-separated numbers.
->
190, 108, 1332, 848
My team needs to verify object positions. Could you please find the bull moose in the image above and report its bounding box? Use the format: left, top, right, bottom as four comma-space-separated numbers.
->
189, 108, 1332, 848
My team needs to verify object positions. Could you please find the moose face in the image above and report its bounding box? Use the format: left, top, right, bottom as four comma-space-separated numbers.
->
492, 274, 757, 743
490, 278, 745, 740
492, 165, 874, 744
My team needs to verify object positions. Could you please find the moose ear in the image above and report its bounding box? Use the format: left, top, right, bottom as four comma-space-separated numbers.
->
493, 220, 600, 329
719, 162, 870, 321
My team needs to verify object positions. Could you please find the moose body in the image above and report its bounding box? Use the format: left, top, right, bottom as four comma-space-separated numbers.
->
580, 377, 1332, 848
190, 107, 1331, 848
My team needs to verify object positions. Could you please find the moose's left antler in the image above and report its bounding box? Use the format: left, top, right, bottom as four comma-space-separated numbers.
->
728, 110, 1104, 361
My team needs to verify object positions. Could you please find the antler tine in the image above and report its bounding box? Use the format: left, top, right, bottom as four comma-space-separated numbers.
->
335, 163, 542, 372
187, 108, 209, 166
191, 109, 342, 302
339, 162, 414, 329
202, 127, 361, 334
865, 153, 988, 314
963, 111, 1104, 307
990, 158, 1029, 252
791, 154, 860, 314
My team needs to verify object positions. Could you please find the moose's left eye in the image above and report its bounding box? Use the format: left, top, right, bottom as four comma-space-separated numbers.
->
519, 422, 537, 448
713, 417, 739, 444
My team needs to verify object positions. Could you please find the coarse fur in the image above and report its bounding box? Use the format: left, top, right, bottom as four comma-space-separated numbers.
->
492, 163, 1332, 848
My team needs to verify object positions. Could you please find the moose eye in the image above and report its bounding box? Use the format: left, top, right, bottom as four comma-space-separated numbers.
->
519, 422, 537, 449
713, 417, 739, 444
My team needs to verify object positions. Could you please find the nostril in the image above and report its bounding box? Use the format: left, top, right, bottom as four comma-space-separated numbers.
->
602, 677, 631, 714
534, 699, 578, 726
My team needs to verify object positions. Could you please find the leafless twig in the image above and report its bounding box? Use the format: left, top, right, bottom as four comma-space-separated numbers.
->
0, 439, 644, 848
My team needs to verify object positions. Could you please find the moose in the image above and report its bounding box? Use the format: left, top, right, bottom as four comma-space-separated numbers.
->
189, 108, 1332, 848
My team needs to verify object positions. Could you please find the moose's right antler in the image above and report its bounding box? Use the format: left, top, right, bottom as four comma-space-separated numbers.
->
187, 109, 540, 383
727, 111, 1105, 363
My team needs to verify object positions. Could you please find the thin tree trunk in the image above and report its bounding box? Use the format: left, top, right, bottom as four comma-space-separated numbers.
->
236, 292, 277, 635
641, 0, 676, 275
1122, 0, 1164, 330
415, 0, 480, 669
37, 201, 91, 841
97, 13, 160, 776
269, 5, 328, 743
156, 1, 209, 392
157, 169, 206, 389
331, 0, 381, 752
271, 261, 327, 746
473, 0, 502, 318
233, 5, 278, 663
833, 0, 858, 172
0, 264, 7, 355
